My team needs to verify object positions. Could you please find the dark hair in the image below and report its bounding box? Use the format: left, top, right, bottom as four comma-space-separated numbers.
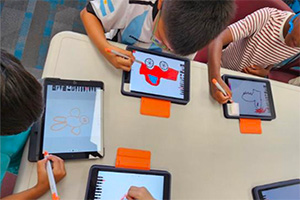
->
162, 0, 235, 56
1, 50, 43, 135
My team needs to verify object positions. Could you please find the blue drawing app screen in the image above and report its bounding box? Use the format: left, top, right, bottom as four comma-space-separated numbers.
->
43, 84, 102, 154
228, 79, 271, 117
261, 184, 300, 199
93, 171, 164, 200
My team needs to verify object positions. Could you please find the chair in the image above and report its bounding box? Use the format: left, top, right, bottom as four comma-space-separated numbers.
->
268, 54, 300, 83
193, 0, 298, 83
0, 153, 17, 198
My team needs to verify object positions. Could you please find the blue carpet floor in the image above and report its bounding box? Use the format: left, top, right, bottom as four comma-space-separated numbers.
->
1, 0, 88, 78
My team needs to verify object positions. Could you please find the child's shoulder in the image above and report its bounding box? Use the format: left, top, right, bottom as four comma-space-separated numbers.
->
90, 0, 157, 9
249, 7, 293, 26
256, 7, 293, 18
89, 0, 157, 19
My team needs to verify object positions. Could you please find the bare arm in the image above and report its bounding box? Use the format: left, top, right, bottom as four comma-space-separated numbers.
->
208, 28, 234, 104
80, 8, 110, 56
2, 185, 48, 200
80, 8, 135, 71
3, 156, 66, 200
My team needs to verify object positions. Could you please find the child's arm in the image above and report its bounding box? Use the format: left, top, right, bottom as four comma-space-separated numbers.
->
80, 8, 135, 72
3, 155, 66, 200
208, 28, 234, 104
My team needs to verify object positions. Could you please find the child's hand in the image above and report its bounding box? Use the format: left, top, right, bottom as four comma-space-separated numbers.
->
126, 186, 155, 200
35, 155, 66, 192
210, 78, 232, 104
105, 45, 135, 72
242, 65, 272, 77
1, 155, 66, 200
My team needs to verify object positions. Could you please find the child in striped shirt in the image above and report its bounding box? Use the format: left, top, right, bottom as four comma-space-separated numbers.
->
208, 7, 300, 104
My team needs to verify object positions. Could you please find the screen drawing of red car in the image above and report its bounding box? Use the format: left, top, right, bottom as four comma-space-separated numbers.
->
139, 58, 179, 86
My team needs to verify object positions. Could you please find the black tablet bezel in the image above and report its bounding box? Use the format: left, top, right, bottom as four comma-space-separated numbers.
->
121, 46, 190, 105
39, 78, 104, 160
222, 74, 276, 120
252, 179, 300, 200
85, 165, 171, 200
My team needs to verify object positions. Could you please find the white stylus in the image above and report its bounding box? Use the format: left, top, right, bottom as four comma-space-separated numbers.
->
105, 48, 143, 64
44, 151, 60, 200
212, 78, 233, 103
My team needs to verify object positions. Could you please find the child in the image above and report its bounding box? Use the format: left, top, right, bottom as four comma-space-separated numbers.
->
208, 8, 300, 104
81, 0, 235, 71
1, 50, 66, 199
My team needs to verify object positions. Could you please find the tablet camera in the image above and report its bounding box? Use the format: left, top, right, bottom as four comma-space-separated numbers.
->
159, 61, 169, 71
145, 58, 154, 69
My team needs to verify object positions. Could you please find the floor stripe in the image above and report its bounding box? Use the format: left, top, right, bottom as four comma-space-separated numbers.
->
14, 0, 37, 60
72, 0, 87, 31
78, 0, 87, 10
36, 0, 59, 69
1, 0, 88, 74
22, 1, 50, 71
0, 0, 4, 15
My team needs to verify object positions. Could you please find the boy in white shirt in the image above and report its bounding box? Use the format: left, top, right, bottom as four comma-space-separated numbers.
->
81, 0, 235, 71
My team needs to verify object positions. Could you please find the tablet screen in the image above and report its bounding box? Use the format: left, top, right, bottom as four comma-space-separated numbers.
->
260, 183, 300, 199
228, 78, 272, 117
93, 171, 164, 200
130, 50, 186, 99
42, 84, 102, 154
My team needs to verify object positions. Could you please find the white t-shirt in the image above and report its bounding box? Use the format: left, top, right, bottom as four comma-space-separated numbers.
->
89, 0, 162, 51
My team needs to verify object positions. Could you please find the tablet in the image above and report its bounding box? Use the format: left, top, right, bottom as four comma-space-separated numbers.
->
222, 75, 276, 120
28, 78, 104, 161
252, 179, 300, 200
85, 165, 171, 200
121, 46, 190, 105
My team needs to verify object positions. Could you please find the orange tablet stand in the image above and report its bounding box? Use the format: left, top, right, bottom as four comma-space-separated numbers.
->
115, 148, 151, 170
239, 118, 262, 134
140, 97, 171, 118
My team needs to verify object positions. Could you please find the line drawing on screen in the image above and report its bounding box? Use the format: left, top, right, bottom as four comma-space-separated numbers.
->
140, 58, 179, 86
242, 89, 267, 114
50, 108, 89, 135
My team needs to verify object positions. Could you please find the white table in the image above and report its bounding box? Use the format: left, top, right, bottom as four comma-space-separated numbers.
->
15, 31, 300, 200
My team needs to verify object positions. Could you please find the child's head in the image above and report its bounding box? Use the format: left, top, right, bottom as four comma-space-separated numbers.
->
1, 50, 43, 135
157, 0, 235, 55
285, 13, 300, 48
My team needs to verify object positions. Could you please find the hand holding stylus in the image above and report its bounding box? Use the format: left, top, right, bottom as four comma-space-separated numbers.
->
126, 186, 155, 200
103, 45, 135, 71
211, 78, 233, 104
37, 153, 66, 200
105, 48, 143, 64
